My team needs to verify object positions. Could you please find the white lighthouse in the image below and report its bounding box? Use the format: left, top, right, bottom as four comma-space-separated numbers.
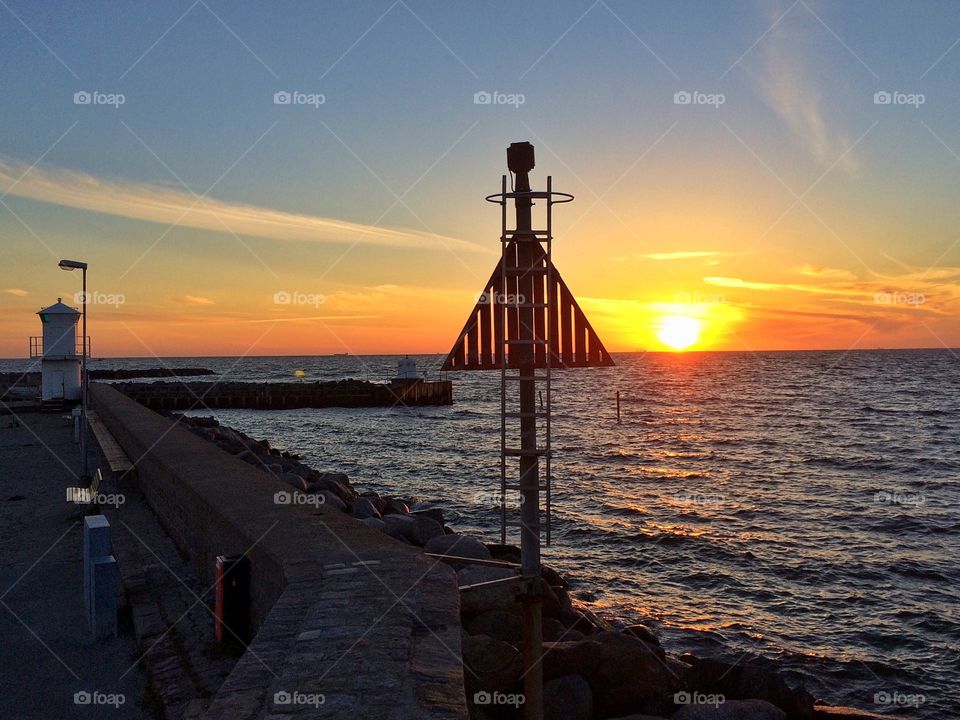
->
33, 298, 82, 403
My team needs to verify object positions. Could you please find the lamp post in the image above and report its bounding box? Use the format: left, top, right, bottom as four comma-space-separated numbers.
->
59, 259, 89, 480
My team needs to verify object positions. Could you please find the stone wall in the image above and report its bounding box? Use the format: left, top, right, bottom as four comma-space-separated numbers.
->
91, 383, 467, 720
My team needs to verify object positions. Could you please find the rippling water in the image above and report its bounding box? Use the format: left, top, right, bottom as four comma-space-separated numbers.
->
6, 350, 957, 716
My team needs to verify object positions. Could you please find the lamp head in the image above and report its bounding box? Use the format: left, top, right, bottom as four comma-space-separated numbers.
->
506, 142, 535, 175
58, 259, 87, 271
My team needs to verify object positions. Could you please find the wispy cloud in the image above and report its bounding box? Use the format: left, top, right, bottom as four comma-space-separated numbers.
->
0, 155, 488, 254
742, 1, 860, 173
179, 295, 214, 306
4, 288, 28, 297
638, 251, 728, 261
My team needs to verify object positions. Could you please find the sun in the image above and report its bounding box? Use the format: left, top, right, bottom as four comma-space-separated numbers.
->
657, 315, 702, 350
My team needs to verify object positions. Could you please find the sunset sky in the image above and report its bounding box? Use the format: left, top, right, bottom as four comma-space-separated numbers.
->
2, 0, 959, 357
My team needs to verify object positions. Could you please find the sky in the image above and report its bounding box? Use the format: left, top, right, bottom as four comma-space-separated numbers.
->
2, 0, 960, 357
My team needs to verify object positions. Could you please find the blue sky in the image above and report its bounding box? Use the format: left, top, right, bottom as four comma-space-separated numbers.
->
2, 0, 960, 355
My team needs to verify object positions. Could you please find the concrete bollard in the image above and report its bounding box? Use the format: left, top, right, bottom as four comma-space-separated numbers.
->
91, 556, 118, 639
83, 516, 115, 638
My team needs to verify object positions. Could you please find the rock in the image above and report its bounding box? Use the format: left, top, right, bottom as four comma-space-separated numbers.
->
279, 472, 303, 487
383, 497, 409, 515
544, 674, 592, 720
672, 698, 785, 720
606, 716, 668, 720
542, 563, 568, 590
410, 515, 444, 546
579, 631, 679, 718
467, 610, 523, 642
462, 634, 523, 695
424, 534, 492, 562
543, 616, 579, 642
350, 497, 381, 519
266, 463, 283, 475
317, 490, 346, 512
542, 640, 605, 681
360, 517, 386, 532
458, 566, 522, 615
315, 475, 355, 505
382, 513, 416, 540
624, 624, 665, 660
683, 656, 816, 719
289, 464, 312, 479
410, 506, 445, 525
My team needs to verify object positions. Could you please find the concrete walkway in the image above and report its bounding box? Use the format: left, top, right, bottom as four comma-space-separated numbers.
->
0, 411, 151, 720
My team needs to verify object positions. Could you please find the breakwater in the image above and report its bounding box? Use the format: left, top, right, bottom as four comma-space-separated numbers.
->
113, 378, 452, 410
89, 383, 466, 720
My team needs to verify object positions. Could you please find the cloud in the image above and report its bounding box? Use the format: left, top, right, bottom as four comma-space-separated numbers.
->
4, 288, 28, 297
742, 2, 860, 173
638, 251, 727, 261
0, 155, 489, 254
180, 295, 214, 306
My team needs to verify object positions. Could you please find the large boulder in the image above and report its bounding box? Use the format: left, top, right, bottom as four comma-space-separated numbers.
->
467, 610, 523, 642
462, 634, 524, 695
672, 698, 786, 720
580, 631, 679, 718
383, 497, 409, 515
317, 490, 346, 512
544, 674, 592, 720
458, 566, 522, 615
542, 640, 605, 681
682, 656, 816, 719
410, 515, 444, 546
360, 516, 386, 532
350, 497, 381, 519
624, 624, 665, 661
424, 534, 492, 562
314, 474, 355, 505
382, 513, 416, 540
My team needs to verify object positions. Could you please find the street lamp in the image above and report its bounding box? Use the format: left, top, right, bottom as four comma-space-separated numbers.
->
59, 259, 89, 480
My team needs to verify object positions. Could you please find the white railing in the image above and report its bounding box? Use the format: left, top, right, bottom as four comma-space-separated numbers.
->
29, 336, 91, 358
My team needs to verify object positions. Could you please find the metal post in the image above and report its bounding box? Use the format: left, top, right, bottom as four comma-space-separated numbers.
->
512, 154, 543, 720
81, 267, 88, 480
616, 390, 621, 424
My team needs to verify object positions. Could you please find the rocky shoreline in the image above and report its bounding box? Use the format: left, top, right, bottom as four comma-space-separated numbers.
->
173, 413, 901, 720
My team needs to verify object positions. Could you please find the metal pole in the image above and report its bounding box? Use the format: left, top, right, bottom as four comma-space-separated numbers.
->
513, 159, 543, 720
616, 390, 621, 424
81, 267, 88, 480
